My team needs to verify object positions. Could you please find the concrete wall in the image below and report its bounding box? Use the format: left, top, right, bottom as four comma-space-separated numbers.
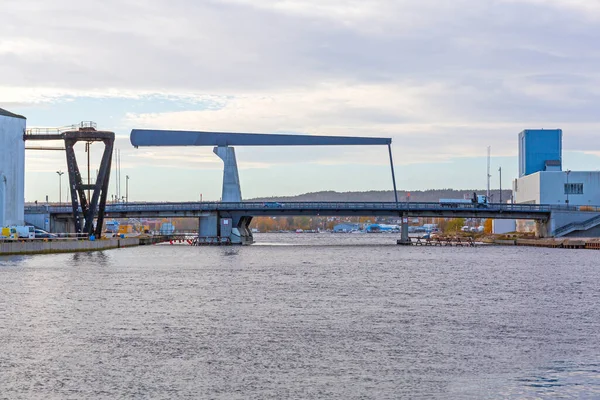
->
513, 172, 541, 204
514, 171, 600, 206
515, 220, 536, 233
540, 171, 600, 206
0, 113, 26, 227
565, 224, 600, 238
198, 214, 218, 237
24, 212, 49, 230
549, 210, 600, 234
0, 238, 139, 255
0, 173, 5, 226
493, 219, 516, 234
50, 217, 76, 233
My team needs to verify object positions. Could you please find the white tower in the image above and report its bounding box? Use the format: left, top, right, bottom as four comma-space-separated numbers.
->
0, 108, 26, 227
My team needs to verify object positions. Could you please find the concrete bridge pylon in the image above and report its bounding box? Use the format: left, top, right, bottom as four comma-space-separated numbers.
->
214, 146, 242, 202
197, 146, 253, 244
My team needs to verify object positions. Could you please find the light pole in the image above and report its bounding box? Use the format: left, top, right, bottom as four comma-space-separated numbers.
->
566, 169, 571, 205
56, 171, 64, 203
498, 166, 502, 204
126, 175, 129, 203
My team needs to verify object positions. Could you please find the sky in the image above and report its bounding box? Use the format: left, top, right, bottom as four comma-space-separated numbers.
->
2, 0, 600, 202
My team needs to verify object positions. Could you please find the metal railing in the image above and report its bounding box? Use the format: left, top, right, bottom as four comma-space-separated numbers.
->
25, 121, 97, 136
1, 233, 93, 242
24, 201, 575, 215
553, 214, 600, 237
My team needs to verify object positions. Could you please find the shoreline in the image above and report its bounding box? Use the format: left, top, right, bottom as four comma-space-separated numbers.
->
0, 238, 140, 256
493, 237, 600, 250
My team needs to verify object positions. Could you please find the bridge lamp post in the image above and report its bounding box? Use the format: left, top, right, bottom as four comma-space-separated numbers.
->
565, 169, 571, 206
56, 170, 64, 203
498, 166, 502, 204
126, 175, 129, 203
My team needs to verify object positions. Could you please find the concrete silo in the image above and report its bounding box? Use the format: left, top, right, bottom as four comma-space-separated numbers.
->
0, 108, 26, 227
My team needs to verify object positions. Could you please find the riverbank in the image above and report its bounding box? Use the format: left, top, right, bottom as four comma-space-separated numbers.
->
493, 237, 600, 250
0, 238, 140, 256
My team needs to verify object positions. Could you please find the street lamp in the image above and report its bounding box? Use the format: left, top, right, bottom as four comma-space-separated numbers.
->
56, 171, 64, 203
498, 166, 502, 204
126, 175, 129, 203
566, 169, 571, 205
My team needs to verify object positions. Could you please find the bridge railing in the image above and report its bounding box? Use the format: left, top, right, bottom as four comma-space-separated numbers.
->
100, 201, 567, 213
553, 214, 600, 237
24, 201, 586, 214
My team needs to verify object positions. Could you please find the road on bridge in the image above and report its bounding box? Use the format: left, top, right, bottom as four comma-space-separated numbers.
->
26, 201, 556, 220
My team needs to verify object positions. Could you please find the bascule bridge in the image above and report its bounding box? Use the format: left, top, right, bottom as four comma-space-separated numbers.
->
129, 129, 397, 244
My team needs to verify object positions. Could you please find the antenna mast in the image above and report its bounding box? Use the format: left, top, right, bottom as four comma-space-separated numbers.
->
487, 146, 491, 200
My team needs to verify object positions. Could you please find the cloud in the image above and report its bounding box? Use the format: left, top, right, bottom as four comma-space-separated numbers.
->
120, 78, 600, 166
4, 0, 600, 199
504, 0, 600, 18
2, 0, 598, 93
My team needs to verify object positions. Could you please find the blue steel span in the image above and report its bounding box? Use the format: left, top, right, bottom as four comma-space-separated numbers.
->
26, 201, 554, 220
130, 129, 392, 147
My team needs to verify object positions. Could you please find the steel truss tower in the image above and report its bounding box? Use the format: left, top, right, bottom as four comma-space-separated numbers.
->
24, 122, 114, 236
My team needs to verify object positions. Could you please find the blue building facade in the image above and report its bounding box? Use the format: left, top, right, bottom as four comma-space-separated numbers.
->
364, 224, 400, 232
333, 223, 360, 232
518, 129, 562, 177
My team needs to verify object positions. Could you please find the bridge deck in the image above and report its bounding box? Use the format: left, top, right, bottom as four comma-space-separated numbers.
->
25, 201, 556, 220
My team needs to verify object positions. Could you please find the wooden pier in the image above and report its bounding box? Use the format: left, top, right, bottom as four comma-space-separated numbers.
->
494, 238, 600, 250
397, 236, 476, 247
139, 234, 232, 246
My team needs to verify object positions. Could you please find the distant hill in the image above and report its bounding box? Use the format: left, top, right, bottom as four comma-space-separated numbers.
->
248, 189, 513, 203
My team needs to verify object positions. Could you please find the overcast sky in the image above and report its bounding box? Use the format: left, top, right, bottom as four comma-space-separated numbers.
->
2, 0, 599, 201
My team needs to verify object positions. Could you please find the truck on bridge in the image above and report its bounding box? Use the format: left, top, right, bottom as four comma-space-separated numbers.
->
439, 194, 489, 208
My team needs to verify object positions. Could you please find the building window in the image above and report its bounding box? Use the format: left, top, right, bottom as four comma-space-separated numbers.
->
564, 183, 584, 195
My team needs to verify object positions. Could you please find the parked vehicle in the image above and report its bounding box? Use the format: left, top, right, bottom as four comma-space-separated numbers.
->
12, 225, 35, 239
34, 229, 57, 238
1, 227, 16, 239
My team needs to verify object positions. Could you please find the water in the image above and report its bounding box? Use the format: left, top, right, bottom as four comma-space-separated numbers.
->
1, 233, 600, 399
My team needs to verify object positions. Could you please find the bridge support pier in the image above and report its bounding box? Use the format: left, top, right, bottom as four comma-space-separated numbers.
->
397, 212, 411, 245
50, 217, 76, 234
236, 216, 254, 245
197, 213, 253, 245
201, 146, 253, 244
536, 219, 549, 238
198, 214, 219, 239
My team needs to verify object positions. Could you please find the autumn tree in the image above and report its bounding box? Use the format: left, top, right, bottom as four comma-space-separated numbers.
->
359, 216, 375, 224
484, 219, 493, 234
293, 216, 312, 230
251, 217, 278, 232
444, 218, 465, 234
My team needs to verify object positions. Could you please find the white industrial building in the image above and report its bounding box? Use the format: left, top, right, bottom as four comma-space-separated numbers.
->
513, 129, 600, 207
514, 171, 600, 206
511, 128, 600, 236
0, 108, 26, 227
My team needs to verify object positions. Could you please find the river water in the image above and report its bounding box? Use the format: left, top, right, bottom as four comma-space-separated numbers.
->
1, 233, 599, 399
